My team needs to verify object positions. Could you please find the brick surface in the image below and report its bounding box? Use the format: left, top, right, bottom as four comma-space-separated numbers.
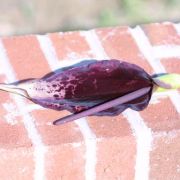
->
87, 115, 131, 138
0, 86, 12, 124
0, 148, 34, 180
161, 58, 180, 74
96, 27, 153, 74
143, 22, 180, 45
0, 76, 31, 148
150, 131, 180, 180
0, 22, 179, 179
37, 116, 83, 145
50, 32, 94, 60
141, 97, 180, 132
0, 123, 32, 148
46, 144, 85, 180
2, 36, 50, 79
0, 74, 14, 125
96, 137, 136, 180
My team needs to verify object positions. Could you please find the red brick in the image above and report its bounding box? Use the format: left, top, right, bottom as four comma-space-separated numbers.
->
46, 144, 85, 180
141, 97, 180, 132
36, 111, 82, 145
150, 131, 180, 179
87, 115, 131, 138
0, 90, 11, 124
161, 58, 180, 74
96, 27, 153, 74
96, 136, 136, 180
0, 76, 31, 148
32, 108, 67, 125
0, 123, 32, 148
143, 23, 180, 45
0, 76, 11, 124
0, 148, 34, 179
50, 32, 94, 60
0, 90, 24, 125
2, 35, 50, 79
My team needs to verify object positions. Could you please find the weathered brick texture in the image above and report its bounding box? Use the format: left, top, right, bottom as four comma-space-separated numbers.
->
0, 22, 179, 180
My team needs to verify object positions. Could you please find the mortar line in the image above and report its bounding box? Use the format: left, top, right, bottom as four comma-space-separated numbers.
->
174, 23, 180, 35
82, 29, 153, 180
123, 110, 152, 180
37, 34, 97, 180
0, 40, 46, 180
152, 45, 180, 59
130, 26, 180, 113
80, 30, 109, 59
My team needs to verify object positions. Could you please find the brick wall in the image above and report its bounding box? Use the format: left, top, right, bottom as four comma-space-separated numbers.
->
0, 22, 180, 180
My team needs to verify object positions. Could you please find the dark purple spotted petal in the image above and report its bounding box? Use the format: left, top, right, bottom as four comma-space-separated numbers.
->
53, 87, 151, 125
16, 59, 153, 116
0, 59, 155, 122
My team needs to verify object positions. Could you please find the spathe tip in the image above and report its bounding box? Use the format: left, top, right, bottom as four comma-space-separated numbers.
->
153, 73, 180, 92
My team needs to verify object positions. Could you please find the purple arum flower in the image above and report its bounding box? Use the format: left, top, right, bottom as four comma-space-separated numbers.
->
0, 59, 170, 125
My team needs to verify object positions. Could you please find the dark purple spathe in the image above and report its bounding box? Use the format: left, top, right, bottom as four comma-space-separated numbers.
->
30, 59, 154, 116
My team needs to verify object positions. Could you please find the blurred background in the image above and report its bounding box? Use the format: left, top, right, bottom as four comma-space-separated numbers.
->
0, 0, 180, 36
